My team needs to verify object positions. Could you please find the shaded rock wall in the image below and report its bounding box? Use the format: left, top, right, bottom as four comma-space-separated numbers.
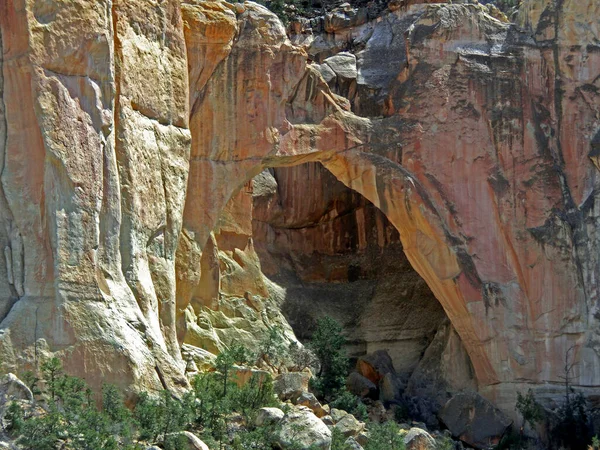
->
251, 163, 451, 380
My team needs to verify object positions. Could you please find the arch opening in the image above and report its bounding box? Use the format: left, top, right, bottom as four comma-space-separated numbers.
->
180, 158, 479, 421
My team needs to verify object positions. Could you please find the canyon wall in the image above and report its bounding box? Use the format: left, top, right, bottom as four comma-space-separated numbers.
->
1, 0, 600, 416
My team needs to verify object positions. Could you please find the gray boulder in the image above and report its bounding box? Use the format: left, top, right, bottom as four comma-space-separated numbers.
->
334, 413, 365, 438
344, 436, 364, 450
0, 373, 33, 404
255, 407, 285, 427
439, 391, 512, 449
346, 372, 377, 398
323, 52, 357, 80
275, 407, 332, 450
274, 372, 309, 401
404, 427, 436, 450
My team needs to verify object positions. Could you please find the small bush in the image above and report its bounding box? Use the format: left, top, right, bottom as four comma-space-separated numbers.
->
329, 389, 368, 421
309, 316, 349, 400
516, 389, 544, 431
364, 421, 405, 450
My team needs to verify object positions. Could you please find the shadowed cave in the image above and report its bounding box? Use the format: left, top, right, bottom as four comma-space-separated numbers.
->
249, 162, 476, 390
192, 159, 479, 421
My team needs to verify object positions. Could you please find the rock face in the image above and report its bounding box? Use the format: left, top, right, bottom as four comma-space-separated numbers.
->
1, 0, 599, 423
439, 392, 513, 448
0, 0, 191, 396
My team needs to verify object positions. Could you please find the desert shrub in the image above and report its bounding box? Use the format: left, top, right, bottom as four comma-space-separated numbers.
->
4, 401, 24, 434
331, 426, 352, 450
288, 341, 318, 372
10, 348, 283, 449
134, 390, 192, 448
552, 390, 593, 450
256, 325, 289, 371
308, 316, 349, 400
329, 389, 368, 421
364, 421, 405, 450
516, 389, 544, 432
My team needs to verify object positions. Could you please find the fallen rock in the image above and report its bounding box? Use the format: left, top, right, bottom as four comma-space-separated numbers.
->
296, 392, 328, 418
330, 408, 348, 423
344, 436, 364, 450
356, 350, 397, 384
170, 431, 210, 450
334, 413, 365, 438
404, 427, 436, 450
255, 407, 285, 427
321, 415, 334, 426
346, 372, 377, 398
323, 52, 357, 80
380, 372, 403, 403
439, 392, 512, 448
275, 407, 332, 450
0, 373, 33, 403
355, 431, 369, 447
274, 372, 310, 401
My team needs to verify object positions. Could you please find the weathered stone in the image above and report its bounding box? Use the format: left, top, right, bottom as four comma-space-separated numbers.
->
255, 407, 285, 427
1, 0, 599, 426
344, 436, 364, 450
324, 52, 357, 80
321, 415, 335, 426
275, 407, 332, 450
0, 373, 32, 403
404, 428, 436, 450
357, 350, 397, 385
439, 392, 512, 448
330, 408, 349, 423
274, 372, 310, 402
296, 392, 328, 418
170, 431, 210, 450
334, 413, 365, 438
347, 372, 378, 399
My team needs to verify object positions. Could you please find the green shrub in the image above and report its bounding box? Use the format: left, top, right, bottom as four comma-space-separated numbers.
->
552, 390, 592, 450
329, 389, 368, 421
256, 325, 288, 370
331, 426, 352, 450
516, 389, 544, 431
364, 421, 405, 450
309, 316, 349, 400
4, 401, 24, 434
10, 348, 284, 450
134, 390, 191, 446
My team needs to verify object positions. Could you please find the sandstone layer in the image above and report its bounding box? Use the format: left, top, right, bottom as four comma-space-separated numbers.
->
0, 0, 599, 419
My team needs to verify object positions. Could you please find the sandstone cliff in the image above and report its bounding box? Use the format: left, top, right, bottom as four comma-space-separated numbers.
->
1, 0, 599, 420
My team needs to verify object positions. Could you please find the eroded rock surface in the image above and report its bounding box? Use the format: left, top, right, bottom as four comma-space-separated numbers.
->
0, 0, 599, 422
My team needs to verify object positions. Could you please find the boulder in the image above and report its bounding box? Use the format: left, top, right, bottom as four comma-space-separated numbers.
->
334, 413, 365, 438
170, 431, 210, 450
0, 373, 33, 403
296, 392, 328, 418
380, 372, 403, 403
323, 52, 357, 80
321, 415, 334, 426
275, 407, 332, 450
274, 372, 310, 401
404, 428, 436, 450
315, 63, 337, 84
356, 350, 397, 384
355, 431, 370, 447
344, 436, 364, 450
330, 408, 348, 423
255, 407, 285, 427
439, 392, 512, 448
346, 372, 377, 398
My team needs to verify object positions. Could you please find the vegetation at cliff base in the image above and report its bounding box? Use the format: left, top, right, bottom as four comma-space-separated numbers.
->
2, 350, 280, 450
